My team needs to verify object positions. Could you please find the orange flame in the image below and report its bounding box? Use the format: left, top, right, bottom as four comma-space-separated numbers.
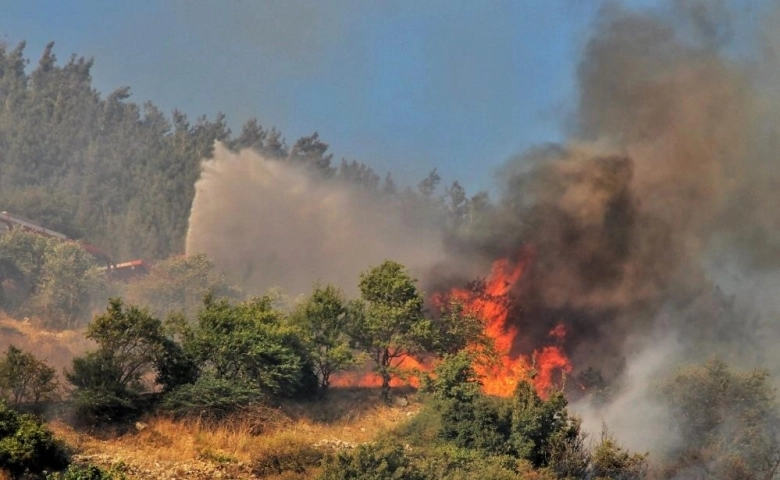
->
333, 251, 572, 397
441, 251, 571, 397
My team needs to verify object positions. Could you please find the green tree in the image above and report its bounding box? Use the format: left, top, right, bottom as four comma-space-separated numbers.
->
292, 284, 355, 394
0, 346, 58, 409
288, 132, 333, 173
121, 253, 240, 319
418, 169, 441, 199
85, 298, 167, 390
32, 241, 102, 328
183, 295, 317, 397
66, 298, 171, 422
348, 261, 431, 400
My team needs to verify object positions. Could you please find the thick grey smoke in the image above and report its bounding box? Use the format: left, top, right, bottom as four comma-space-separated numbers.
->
186, 143, 445, 295
484, 0, 780, 460
454, 0, 779, 364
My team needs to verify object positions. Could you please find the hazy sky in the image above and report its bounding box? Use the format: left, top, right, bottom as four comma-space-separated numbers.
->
1, 1, 648, 192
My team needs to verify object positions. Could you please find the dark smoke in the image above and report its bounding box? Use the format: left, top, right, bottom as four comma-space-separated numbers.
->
440, 0, 780, 454
438, 1, 777, 372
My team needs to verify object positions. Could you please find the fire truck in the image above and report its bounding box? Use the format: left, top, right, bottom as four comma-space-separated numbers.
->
0, 211, 150, 280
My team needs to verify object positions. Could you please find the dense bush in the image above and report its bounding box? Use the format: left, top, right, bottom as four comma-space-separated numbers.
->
66, 351, 141, 424
121, 254, 240, 319
658, 358, 780, 479
0, 231, 103, 328
318, 441, 425, 480
66, 299, 189, 423
589, 428, 647, 480
182, 295, 318, 398
409, 444, 527, 480
159, 376, 263, 420
0, 400, 69, 477
402, 353, 648, 479
46, 463, 120, 480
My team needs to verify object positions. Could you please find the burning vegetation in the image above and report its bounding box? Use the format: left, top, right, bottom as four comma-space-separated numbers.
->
3, 0, 780, 478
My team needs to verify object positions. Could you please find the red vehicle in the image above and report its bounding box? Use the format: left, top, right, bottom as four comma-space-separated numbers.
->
0, 211, 149, 281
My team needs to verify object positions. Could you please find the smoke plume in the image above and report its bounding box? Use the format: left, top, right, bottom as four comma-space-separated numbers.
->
443, 0, 778, 368
472, 0, 780, 458
186, 143, 445, 296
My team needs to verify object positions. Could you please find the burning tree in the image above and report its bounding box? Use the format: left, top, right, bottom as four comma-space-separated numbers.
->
435, 250, 572, 398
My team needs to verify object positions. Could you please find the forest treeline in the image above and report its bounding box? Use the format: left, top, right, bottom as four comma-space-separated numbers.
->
0, 41, 485, 263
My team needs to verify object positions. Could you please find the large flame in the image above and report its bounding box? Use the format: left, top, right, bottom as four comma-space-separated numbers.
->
333, 251, 572, 396
442, 251, 571, 397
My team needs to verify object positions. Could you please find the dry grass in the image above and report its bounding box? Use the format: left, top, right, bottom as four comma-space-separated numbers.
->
48, 388, 421, 479
0, 311, 93, 373
0, 312, 422, 478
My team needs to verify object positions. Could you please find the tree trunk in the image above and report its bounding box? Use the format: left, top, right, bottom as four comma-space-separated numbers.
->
381, 371, 391, 401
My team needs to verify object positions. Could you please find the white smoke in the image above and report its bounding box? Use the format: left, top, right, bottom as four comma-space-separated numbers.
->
186, 143, 445, 295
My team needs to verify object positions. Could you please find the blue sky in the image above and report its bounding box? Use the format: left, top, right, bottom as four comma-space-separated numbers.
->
2, 1, 620, 192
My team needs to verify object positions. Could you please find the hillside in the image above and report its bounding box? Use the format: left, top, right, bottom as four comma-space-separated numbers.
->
49, 389, 420, 480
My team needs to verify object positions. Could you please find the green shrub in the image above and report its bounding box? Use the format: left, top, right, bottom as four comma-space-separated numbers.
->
659, 358, 780, 478
0, 400, 69, 476
318, 441, 425, 480
184, 295, 319, 398
419, 353, 513, 454
412, 444, 522, 480
392, 407, 441, 446
46, 463, 120, 480
66, 352, 140, 425
590, 428, 647, 480
159, 376, 263, 420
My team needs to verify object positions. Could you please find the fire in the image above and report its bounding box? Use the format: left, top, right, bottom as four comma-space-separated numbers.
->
333, 355, 425, 388
333, 250, 572, 397
442, 251, 571, 397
